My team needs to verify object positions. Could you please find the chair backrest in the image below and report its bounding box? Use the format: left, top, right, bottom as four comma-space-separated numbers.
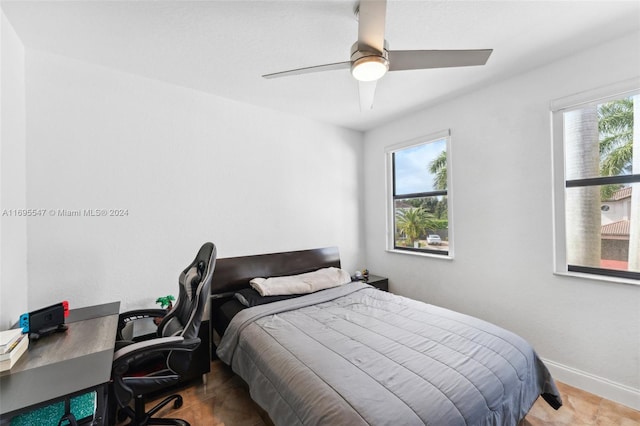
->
158, 242, 216, 374
159, 242, 216, 341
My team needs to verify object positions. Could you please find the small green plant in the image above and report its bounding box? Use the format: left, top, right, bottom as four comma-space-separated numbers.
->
155, 295, 175, 309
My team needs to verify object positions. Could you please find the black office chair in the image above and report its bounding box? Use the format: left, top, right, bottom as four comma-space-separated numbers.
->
111, 242, 216, 426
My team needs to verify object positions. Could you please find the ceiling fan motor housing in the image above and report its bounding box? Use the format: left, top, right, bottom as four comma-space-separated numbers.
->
350, 41, 390, 81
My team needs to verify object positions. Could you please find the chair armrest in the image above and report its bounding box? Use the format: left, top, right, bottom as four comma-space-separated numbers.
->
112, 336, 201, 375
118, 308, 167, 324
116, 309, 168, 340
111, 337, 201, 409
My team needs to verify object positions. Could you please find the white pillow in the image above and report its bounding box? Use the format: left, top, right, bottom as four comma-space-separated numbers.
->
250, 267, 351, 296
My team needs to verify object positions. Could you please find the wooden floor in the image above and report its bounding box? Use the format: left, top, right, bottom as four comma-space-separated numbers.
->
132, 360, 640, 425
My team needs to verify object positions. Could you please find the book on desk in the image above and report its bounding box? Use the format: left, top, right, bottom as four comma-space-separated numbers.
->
0, 329, 28, 372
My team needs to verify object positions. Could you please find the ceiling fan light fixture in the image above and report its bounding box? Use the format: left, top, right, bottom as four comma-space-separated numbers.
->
351, 55, 389, 82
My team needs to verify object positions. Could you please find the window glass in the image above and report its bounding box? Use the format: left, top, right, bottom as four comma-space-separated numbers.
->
394, 139, 447, 196
388, 134, 450, 256
565, 98, 635, 180
565, 185, 638, 275
558, 94, 639, 281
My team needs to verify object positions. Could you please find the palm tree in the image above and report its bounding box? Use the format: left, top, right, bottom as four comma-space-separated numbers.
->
599, 98, 634, 199
428, 150, 447, 190
428, 151, 448, 221
396, 207, 429, 247
566, 106, 601, 268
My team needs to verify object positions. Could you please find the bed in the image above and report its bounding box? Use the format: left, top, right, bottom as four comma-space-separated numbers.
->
210, 247, 562, 425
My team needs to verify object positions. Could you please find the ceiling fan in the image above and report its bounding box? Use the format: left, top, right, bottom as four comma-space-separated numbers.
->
262, 0, 493, 111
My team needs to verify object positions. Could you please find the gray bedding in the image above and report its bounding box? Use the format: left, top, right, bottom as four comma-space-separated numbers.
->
217, 282, 561, 426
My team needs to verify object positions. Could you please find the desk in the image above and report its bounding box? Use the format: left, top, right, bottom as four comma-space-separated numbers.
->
0, 302, 120, 425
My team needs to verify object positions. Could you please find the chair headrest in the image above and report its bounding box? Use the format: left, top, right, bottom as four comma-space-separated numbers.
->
183, 265, 202, 300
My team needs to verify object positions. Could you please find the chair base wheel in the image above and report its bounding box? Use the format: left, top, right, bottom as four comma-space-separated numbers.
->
173, 397, 183, 409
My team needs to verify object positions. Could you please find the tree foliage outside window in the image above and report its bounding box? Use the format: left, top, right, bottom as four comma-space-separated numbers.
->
599, 98, 634, 200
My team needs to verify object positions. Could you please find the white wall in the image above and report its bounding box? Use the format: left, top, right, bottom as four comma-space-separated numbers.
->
24, 50, 364, 312
363, 32, 640, 408
0, 11, 28, 330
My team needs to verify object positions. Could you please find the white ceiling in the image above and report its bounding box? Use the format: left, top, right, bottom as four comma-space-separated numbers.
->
2, 0, 639, 131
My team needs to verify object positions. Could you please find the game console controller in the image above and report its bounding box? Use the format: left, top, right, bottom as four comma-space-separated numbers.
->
19, 313, 30, 333
19, 301, 70, 338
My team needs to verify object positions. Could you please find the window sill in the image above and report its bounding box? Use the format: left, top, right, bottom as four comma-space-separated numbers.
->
386, 248, 454, 260
554, 270, 640, 287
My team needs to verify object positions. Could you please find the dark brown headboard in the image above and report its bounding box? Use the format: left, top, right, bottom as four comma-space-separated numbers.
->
210, 246, 341, 298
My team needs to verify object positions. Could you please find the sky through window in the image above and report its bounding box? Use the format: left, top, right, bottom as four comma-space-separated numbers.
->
394, 139, 446, 195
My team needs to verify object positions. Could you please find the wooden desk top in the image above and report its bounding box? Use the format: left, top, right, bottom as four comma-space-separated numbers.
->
0, 301, 120, 416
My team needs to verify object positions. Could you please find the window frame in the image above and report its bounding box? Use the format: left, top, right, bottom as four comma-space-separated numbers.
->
551, 79, 640, 285
385, 130, 454, 259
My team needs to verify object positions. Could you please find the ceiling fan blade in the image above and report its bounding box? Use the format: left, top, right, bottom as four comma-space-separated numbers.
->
357, 0, 387, 53
358, 81, 377, 111
388, 49, 493, 71
262, 61, 351, 79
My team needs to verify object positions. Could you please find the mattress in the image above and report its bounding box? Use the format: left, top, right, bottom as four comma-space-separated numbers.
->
217, 281, 561, 425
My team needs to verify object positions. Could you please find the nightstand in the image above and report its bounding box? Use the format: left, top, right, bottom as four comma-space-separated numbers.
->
364, 274, 388, 292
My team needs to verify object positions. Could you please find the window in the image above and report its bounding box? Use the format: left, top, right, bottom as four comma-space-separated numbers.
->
552, 84, 639, 282
386, 131, 451, 256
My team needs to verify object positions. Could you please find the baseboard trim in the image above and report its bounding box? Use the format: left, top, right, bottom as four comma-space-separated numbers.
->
542, 357, 640, 411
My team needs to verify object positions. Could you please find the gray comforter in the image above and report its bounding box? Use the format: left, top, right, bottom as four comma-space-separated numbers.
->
217, 282, 561, 426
